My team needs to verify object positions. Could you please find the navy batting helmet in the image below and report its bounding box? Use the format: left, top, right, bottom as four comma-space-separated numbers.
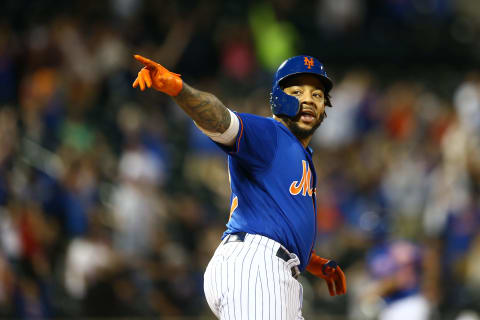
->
270, 55, 333, 117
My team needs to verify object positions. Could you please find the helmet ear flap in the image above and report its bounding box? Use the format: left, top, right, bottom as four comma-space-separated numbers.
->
270, 84, 300, 117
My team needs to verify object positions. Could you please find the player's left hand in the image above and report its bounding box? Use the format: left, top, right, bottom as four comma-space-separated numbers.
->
306, 252, 346, 296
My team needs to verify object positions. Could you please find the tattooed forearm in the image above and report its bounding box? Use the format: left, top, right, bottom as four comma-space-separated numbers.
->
173, 83, 231, 133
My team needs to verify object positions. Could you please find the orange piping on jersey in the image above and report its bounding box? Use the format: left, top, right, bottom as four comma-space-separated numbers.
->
233, 114, 244, 153
229, 196, 238, 220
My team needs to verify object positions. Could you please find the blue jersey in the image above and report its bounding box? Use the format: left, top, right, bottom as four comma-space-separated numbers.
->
216, 113, 317, 271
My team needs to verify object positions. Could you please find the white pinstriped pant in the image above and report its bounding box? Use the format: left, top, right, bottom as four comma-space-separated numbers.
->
204, 233, 304, 319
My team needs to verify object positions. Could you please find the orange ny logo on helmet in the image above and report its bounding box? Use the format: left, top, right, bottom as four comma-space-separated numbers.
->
304, 57, 314, 69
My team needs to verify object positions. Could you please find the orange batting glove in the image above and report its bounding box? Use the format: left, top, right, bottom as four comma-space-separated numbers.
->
132, 54, 183, 96
306, 252, 347, 296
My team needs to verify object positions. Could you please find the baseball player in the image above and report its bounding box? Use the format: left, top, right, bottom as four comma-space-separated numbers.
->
133, 54, 346, 319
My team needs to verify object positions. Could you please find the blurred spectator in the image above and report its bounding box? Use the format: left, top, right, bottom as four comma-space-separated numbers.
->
453, 73, 480, 136
361, 241, 431, 320
64, 214, 118, 300
248, 2, 298, 71
316, 0, 365, 35
313, 70, 374, 148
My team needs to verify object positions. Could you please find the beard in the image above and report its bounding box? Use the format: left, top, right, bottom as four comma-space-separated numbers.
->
280, 112, 326, 140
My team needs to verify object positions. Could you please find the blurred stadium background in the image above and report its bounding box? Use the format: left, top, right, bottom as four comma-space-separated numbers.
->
0, 0, 480, 319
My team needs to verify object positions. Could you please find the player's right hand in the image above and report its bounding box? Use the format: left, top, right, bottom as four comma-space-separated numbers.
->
132, 54, 183, 96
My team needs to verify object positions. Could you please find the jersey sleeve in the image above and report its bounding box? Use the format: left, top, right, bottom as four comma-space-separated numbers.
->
215, 113, 277, 171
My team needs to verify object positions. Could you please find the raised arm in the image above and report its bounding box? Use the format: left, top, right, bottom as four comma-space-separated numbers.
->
132, 54, 231, 134
173, 83, 231, 133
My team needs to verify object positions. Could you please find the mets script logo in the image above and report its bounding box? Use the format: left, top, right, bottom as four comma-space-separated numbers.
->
304, 57, 314, 69
289, 160, 314, 197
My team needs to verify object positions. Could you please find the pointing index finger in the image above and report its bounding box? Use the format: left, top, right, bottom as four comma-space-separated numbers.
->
134, 55, 158, 68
